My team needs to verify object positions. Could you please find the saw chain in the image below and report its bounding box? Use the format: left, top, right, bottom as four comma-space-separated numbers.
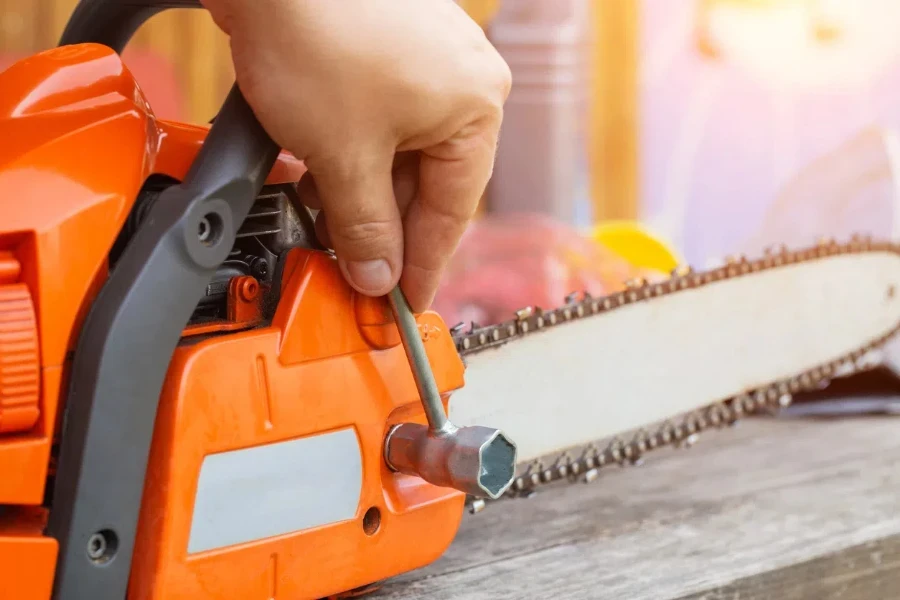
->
449, 236, 900, 513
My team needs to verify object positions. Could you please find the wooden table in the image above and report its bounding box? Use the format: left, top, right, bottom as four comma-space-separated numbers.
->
372, 413, 900, 600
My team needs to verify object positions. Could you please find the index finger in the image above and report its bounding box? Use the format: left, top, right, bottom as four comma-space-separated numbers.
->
401, 119, 500, 312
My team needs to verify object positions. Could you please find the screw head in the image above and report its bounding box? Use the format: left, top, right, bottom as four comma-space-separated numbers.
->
86, 533, 106, 560
85, 529, 118, 564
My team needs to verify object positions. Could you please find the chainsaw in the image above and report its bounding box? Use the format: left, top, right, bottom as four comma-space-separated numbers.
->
3, 1, 900, 600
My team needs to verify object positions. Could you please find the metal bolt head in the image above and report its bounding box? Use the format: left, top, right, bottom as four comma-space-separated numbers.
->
86, 533, 106, 560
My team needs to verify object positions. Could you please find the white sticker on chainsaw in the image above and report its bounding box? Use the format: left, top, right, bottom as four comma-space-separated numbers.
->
187, 428, 362, 554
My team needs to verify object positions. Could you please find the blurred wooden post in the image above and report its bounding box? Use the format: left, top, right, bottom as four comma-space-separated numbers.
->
589, 0, 640, 223
456, 0, 501, 28
456, 0, 502, 219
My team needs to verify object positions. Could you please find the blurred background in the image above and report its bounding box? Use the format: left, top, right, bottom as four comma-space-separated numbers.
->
5, 0, 900, 324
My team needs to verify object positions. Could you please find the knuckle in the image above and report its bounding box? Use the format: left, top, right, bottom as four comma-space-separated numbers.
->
460, 43, 511, 115
403, 260, 443, 289
331, 218, 397, 251
495, 56, 513, 99
481, 47, 512, 104
427, 194, 478, 224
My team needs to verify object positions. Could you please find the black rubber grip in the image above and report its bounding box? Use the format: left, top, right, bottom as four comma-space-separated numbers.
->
59, 0, 202, 53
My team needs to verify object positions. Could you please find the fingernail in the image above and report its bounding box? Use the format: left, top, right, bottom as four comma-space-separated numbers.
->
344, 259, 392, 294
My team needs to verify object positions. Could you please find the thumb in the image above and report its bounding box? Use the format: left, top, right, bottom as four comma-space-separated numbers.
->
308, 152, 403, 297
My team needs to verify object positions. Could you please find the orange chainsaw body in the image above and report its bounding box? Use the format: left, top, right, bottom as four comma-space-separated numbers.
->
0, 42, 465, 600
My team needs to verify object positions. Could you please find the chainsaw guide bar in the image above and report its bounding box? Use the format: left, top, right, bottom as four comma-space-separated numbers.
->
447, 236, 900, 513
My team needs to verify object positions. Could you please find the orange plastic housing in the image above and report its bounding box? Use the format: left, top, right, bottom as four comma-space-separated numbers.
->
0, 42, 305, 506
0, 40, 467, 599
0, 507, 58, 600
129, 250, 465, 600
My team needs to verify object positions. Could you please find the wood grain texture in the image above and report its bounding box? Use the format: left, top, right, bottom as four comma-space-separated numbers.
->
373, 415, 900, 599
676, 534, 900, 600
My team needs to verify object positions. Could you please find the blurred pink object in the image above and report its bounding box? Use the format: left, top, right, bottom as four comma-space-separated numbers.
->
121, 47, 186, 121
432, 213, 646, 327
0, 54, 22, 73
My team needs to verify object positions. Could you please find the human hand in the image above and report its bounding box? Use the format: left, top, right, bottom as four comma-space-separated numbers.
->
202, 0, 512, 312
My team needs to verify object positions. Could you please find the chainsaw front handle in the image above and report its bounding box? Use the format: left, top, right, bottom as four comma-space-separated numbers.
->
60, 0, 201, 53
48, 2, 283, 599
58, 0, 281, 197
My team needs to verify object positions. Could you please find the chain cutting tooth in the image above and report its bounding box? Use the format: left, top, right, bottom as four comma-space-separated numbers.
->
553, 453, 573, 479
722, 402, 738, 425
817, 236, 836, 252
742, 394, 757, 413
657, 422, 673, 445
692, 412, 707, 431
752, 390, 767, 409
707, 403, 724, 427
625, 277, 647, 289
684, 416, 697, 434
606, 439, 623, 465
633, 430, 650, 453
581, 445, 599, 468
799, 372, 813, 389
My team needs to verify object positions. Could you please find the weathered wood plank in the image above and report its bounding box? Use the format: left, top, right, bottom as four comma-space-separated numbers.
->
676, 534, 900, 600
373, 415, 900, 599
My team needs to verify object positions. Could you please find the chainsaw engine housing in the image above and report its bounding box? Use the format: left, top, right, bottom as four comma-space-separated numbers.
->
0, 32, 465, 600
